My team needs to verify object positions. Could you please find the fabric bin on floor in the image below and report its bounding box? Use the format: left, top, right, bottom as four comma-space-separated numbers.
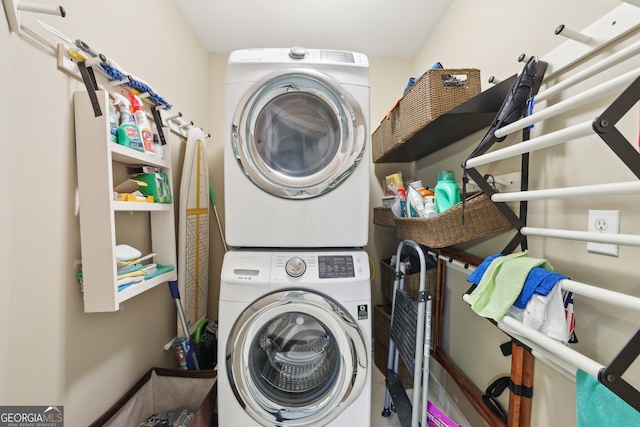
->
89, 367, 217, 427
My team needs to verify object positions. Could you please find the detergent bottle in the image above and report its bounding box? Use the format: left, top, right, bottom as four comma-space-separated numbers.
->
113, 93, 145, 152
434, 170, 461, 213
130, 93, 156, 155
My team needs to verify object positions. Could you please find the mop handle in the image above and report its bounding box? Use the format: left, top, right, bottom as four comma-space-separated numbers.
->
209, 185, 228, 252
168, 281, 200, 370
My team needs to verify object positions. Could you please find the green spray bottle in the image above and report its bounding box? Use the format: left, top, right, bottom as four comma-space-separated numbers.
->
113, 93, 144, 152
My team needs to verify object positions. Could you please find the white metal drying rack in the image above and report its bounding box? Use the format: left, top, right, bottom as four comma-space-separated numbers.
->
440, 254, 640, 403
456, 1, 640, 415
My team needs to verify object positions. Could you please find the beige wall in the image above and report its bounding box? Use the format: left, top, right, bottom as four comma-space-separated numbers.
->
1, 1, 209, 425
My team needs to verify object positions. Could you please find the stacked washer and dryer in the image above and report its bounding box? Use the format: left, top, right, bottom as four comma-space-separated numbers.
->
218, 47, 373, 426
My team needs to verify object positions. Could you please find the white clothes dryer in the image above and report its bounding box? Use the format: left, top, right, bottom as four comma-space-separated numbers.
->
224, 48, 370, 248
217, 249, 372, 426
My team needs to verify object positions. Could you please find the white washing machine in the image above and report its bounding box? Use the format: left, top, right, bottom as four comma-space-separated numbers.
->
224, 47, 370, 248
218, 249, 372, 426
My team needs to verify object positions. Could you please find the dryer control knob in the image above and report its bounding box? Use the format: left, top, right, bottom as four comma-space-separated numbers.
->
285, 257, 306, 277
289, 46, 308, 59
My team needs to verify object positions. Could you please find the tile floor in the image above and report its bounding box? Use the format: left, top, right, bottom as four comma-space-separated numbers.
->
370, 366, 402, 426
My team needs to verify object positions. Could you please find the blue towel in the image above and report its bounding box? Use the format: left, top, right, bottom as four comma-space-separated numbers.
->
576, 369, 640, 426
466, 253, 503, 285
403, 77, 417, 95
100, 63, 172, 108
513, 267, 567, 309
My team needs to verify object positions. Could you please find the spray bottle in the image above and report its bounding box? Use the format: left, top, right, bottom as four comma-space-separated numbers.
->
113, 93, 144, 152
129, 93, 156, 155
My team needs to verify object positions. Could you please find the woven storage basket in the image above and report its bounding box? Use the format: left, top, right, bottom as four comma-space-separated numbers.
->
394, 192, 513, 248
371, 125, 385, 162
371, 108, 402, 162
373, 207, 395, 227
399, 68, 481, 141
380, 259, 436, 302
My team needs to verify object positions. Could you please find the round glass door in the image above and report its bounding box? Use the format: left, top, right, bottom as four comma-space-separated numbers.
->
226, 290, 368, 426
232, 69, 366, 199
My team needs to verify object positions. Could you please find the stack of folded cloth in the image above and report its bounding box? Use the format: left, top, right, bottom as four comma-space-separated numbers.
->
76, 244, 174, 292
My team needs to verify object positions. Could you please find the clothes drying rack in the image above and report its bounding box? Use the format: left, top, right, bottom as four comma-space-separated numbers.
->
432, 4, 640, 425
382, 239, 433, 427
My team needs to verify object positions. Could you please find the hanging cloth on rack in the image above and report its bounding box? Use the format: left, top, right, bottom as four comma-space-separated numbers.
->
576, 369, 640, 426
467, 250, 553, 321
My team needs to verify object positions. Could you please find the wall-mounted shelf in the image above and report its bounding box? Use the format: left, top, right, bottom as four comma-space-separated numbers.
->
74, 90, 177, 313
374, 75, 516, 164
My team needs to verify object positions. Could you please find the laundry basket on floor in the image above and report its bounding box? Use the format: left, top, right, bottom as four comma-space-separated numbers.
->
89, 368, 217, 427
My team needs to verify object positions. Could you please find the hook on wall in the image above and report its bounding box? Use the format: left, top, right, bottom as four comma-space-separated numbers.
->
164, 112, 182, 123
2, 0, 65, 34
555, 24, 592, 45
488, 76, 502, 85
518, 53, 531, 63
178, 120, 193, 130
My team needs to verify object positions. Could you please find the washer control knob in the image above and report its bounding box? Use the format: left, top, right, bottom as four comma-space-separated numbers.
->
289, 46, 308, 59
285, 257, 306, 277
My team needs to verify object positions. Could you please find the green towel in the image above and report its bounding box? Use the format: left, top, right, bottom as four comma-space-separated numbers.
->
576, 369, 640, 426
467, 250, 552, 320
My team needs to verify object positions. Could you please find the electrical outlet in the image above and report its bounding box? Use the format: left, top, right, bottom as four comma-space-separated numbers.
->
587, 210, 620, 256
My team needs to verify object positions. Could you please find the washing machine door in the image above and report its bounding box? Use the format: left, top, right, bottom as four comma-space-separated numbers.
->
232, 69, 367, 199
226, 290, 368, 426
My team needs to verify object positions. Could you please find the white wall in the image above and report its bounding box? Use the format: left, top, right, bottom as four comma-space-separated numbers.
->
393, 0, 640, 425
1, 1, 209, 425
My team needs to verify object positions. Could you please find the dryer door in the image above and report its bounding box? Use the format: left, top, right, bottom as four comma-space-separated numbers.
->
232, 69, 366, 199
226, 290, 368, 426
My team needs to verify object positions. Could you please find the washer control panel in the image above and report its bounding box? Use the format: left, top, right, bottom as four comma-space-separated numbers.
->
285, 257, 307, 277
271, 251, 367, 283
318, 255, 355, 278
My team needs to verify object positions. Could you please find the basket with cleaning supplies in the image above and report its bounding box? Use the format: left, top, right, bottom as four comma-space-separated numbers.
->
393, 192, 513, 248
399, 68, 481, 141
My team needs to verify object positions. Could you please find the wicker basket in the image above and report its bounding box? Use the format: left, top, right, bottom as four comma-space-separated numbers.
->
380, 259, 436, 302
394, 192, 513, 248
373, 207, 395, 227
398, 68, 481, 141
371, 107, 402, 162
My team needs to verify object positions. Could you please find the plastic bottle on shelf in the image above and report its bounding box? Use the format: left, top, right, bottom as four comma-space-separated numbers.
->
108, 94, 118, 143
434, 170, 461, 213
406, 185, 426, 217
130, 93, 156, 155
409, 179, 434, 200
391, 187, 407, 217
423, 195, 437, 218
113, 93, 145, 152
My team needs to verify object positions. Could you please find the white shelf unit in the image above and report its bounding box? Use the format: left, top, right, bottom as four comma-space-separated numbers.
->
74, 90, 177, 313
